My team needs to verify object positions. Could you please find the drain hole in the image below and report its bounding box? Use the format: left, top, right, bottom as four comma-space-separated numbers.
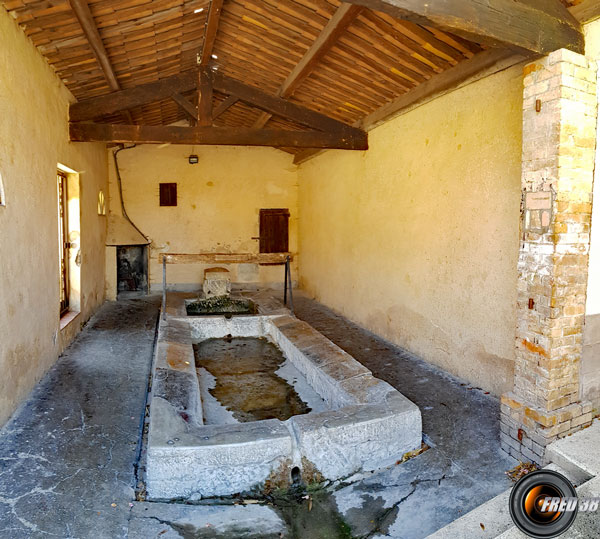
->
291, 466, 301, 485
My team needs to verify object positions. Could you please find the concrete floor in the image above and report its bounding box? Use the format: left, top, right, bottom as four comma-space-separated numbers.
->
0, 294, 517, 538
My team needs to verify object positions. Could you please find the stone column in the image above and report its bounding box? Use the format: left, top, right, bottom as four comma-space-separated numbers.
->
501, 49, 598, 464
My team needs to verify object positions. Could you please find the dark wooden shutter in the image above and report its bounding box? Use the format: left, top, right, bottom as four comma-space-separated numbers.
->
259, 209, 289, 253
159, 183, 177, 206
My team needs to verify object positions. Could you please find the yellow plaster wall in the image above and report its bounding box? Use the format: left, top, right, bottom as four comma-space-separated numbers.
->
106, 144, 297, 291
297, 65, 524, 396
0, 7, 108, 426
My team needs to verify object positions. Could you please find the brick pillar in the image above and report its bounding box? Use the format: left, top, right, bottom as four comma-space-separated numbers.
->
501, 49, 598, 464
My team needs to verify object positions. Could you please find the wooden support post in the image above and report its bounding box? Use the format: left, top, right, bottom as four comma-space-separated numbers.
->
198, 69, 213, 127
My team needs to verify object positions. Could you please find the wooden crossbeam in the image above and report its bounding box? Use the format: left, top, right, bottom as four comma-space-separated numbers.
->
171, 93, 197, 120
344, 0, 583, 54
254, 4, 362, 129
293, 48, 526, 165
198, 0, 224, 66
69, 123, 368, 150
213, 95, 238, 120
68, 0, 133, 123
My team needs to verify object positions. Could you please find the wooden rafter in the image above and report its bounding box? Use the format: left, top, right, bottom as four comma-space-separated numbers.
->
68, 0, 133, 123
213, 95, 238, 120
253, 4, 362, 129
198, 0, 224, 66
344, 0, 583, 54
69, 124, 368, 150
171, 93, 198, 121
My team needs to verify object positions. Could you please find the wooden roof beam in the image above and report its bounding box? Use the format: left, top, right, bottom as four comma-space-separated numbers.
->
253, 4, 362, 129
69, 123, 368, 150
344, 0, 583, 55
68, 0, 133, 123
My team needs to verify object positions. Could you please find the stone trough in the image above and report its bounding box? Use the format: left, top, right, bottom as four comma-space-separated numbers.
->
146, 293, 422, 500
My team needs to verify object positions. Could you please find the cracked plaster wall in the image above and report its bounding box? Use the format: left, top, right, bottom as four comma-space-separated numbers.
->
0, 6, 108, 426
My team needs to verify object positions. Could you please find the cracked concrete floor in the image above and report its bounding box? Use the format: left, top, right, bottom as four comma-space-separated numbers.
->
0, 294, 517, 539
0, 298, 159, 538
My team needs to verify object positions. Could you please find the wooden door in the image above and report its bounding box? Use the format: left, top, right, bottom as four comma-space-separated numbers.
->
259, 209, 289, 253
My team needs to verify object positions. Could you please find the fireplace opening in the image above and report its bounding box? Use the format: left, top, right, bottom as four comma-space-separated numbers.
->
117, 245, 148, 298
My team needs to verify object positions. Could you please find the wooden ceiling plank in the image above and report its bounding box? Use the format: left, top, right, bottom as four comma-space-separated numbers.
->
343, 0, 583, 54
69, 123, 368, 149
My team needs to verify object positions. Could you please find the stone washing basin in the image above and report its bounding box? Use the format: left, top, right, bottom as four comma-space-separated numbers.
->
146, 294, 422, 500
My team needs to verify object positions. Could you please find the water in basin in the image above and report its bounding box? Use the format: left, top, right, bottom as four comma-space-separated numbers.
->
193, 336, 326, 423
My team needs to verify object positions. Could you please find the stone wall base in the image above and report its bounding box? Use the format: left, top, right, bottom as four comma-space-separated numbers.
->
500, 392, 593, 464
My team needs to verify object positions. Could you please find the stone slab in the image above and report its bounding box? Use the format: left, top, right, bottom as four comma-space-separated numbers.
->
146, 420, 293, 499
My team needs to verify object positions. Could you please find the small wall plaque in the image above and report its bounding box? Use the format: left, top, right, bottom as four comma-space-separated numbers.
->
524, 190, 553, 233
